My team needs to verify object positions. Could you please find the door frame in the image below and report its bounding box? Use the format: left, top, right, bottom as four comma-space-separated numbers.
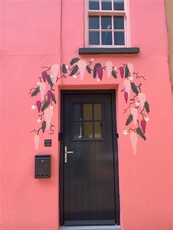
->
59, 90, 120, 226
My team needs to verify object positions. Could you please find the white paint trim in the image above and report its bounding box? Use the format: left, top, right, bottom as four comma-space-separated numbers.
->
60, 225, 121, 230
85, 0, 130, 47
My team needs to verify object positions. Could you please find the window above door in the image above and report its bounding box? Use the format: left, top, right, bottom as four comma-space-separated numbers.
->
86, 0, 128, 48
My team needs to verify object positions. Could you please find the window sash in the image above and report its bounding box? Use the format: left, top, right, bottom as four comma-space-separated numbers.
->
86, 0, 128, 47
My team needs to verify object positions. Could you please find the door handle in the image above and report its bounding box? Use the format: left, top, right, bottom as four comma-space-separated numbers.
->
64, 146, 74, 163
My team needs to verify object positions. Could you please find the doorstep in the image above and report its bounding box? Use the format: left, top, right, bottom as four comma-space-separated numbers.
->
60, 225, 121, 230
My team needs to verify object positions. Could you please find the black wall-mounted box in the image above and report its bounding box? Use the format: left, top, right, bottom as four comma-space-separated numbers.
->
35, 155, 51, 178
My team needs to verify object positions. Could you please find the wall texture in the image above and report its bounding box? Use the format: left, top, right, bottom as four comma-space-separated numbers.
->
0, 0, 172, 230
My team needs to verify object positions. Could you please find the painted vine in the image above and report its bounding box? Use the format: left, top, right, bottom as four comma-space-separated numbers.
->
29, 57, 150, 154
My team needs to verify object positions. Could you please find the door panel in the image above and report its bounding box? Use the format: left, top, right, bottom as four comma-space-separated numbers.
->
61, 91, 119, 226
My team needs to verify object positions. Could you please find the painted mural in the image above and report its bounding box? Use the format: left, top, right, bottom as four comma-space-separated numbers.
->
30, 57, 150, 154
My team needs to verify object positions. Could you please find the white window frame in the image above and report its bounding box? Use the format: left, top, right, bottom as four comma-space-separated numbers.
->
85, 0, 130, 48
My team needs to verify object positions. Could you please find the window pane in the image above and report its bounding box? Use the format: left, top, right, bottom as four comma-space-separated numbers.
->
83, 122, 93, 138
89, 16, 99, 29
102, 32, 112, 45
114, 32, 125, 45
114, 16, 124, 29
74, 104, 82, 120
94, 122, 102, 138
74, 122, 82, 138
101, 16, 112, 29
94, 104, 102, 120
101, 0, 112, 10
89, 0, 99, 10
89, 31, 100, 45
114, 0, 124, 10
83, 104, 92, 120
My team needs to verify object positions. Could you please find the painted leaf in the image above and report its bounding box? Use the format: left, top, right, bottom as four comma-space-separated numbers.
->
97, 66, 103, 80
36, 100, 42, 113
69, 65, 79, 76
70, 57, 80, 65
106, 60, 113, 78
144, 101, 150, 113
119, 66, 124, 78
62, 64, 68, 74
130, 82, 139, 95
42, 71, 47, 82
131, 108, 138, 126
136, 127, 146, 140
141, 119, 146, 133
125, 65, 130, 78
47, 75, 53, 88
86, 66, 92, 74
31, 87, 40, 97
42, 121, 46, 133
41, 100, 50, 112
125, 114, 133, 126
93, 63, 101, 79
138, 93, 146, 109
47, 90, 53, 102
111, 70, 117, 79
127, 63, 134, 75
52, 94, 56, 104
124, 91, 128, 103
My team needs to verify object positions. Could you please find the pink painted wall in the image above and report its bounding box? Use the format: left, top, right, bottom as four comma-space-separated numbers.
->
0, 0, 172, 230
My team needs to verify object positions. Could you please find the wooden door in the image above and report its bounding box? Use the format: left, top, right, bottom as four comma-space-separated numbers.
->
60, 90, 119, 226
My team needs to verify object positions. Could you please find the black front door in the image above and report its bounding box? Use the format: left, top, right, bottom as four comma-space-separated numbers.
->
60, 90, 119, 226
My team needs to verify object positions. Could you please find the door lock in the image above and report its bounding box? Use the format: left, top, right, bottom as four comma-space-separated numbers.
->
64, 146, 74, 163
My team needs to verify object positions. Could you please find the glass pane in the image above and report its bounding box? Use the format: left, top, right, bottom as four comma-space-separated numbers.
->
101, 0, 112, 10
83, 104, 92, 120
83, 122, 93, 138
89, 31, 100, 45
114, 32, 125, 45
101, 16, 112, 29
114, 16, 124, 29
74, 104, 82, 120
114, 0, 124, 10
89, 0, 99, 10
94, 104, 102, 120
74, 122, 82, 138
94, 122, 102, 138
89, 16, 99, 29
102, 32, 112, 45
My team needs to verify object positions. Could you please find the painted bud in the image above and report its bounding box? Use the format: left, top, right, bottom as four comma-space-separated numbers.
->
141, 119, 146, 133
42, 71, 47, 82
47, 90, 53, 102
119, 67, 124, 78
36, 100, 42, 113
97, 66, 103, 80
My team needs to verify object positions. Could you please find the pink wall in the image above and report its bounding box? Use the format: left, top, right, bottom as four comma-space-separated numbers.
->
0, 0, 172, 230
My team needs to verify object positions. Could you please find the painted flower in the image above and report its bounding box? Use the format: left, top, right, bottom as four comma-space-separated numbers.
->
90, 58, 94, 62
73, 74, 78, 78
31, 105, 36, 110
135, 102, 140, 107
65, 65, 69, 69
129, 76, 134, 81
37, 118, 42, 123
97, 79, 100, 82
145, 117, 150, 122
114, 66, 118, 71
50, 105, 54, 110
37, 81, 41, 85
123, 130, 128, 136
